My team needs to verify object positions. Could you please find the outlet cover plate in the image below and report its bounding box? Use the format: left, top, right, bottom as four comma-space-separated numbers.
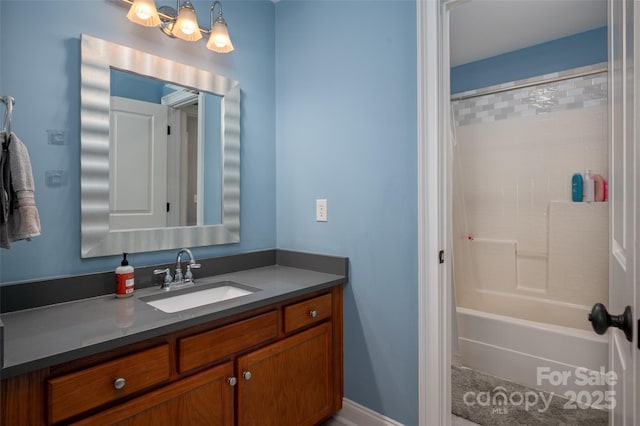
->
316, 199, 328, 222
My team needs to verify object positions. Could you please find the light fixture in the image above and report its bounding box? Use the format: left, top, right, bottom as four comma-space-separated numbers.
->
126, 0, 161, 27
173, 1, 202, 41
122, 0, 234, 53
207, 2, 234, 53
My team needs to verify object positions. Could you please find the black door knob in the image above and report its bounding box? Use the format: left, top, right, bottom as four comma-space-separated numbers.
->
588, 303, 633, 342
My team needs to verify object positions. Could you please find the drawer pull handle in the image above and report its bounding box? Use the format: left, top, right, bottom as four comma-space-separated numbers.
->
113, 377, 126, 390
309, 310, 318, 318
227, 377, 237, 387
242, 371, 252, 381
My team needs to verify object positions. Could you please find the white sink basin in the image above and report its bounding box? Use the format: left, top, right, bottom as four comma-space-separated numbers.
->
141, 281, 259, 313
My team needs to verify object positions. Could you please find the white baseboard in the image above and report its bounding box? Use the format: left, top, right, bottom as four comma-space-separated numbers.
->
329, 398, 405, 426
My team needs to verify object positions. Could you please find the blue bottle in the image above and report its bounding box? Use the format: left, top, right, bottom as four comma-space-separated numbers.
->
572, 173, 583, 202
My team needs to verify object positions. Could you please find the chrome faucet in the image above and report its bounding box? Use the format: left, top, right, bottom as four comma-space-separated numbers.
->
153, 248, 201, 290
175, 248, 201, 285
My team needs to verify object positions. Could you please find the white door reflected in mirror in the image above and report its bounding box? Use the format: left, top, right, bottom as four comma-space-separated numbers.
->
109, 96, 169, 229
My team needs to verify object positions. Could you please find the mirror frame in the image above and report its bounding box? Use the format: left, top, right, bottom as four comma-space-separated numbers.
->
80, 34, 240, 258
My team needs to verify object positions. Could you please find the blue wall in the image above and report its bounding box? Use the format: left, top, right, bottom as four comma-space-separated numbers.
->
3, 2, 420, 424
451, 26, 607, 94
0, 3, 613, 424
0, 1, 276, 283
275, 2, 418, 425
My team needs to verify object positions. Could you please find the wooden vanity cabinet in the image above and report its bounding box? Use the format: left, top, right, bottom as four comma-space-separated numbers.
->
47, 345, 172, 424
237, 322, 333, 426
0, 285, 343, 426
71, 362, 235, 426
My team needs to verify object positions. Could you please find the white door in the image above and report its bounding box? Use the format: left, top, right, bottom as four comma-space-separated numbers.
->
109, 96, 169, 230
605, 0, 637, 423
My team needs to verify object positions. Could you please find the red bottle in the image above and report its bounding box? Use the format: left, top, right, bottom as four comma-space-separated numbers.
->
115, 253, 135, 298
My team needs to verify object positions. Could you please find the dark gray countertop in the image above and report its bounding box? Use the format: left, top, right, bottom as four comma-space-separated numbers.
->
0, 265, 346, 379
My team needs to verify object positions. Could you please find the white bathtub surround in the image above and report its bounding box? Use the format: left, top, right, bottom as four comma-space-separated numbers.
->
456, 308, 607, 396
452, 75, 608, 330
460, 200, 608, 330
450, 64, 611, 426
468, 239, 517, 293
547, 201, 608, 313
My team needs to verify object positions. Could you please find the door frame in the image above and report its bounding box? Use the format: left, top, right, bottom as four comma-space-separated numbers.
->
608, 0, 639, 423
418, 1, 639, 425
417, 1, 454, 424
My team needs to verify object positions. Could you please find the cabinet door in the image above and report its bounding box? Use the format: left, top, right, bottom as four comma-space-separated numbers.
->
237, 322, 333, 426
72, 362, 234, 426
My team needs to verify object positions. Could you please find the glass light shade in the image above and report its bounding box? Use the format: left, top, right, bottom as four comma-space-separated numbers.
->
206, 20, 234, 53
126, 0, 161, 27
173, 3, 202, 41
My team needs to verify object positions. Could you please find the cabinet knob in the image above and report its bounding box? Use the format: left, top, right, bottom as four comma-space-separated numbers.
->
242, 371, 252, 381
227, 377, 237, 387
113, 377, 126, 390
309, 310, 318, 318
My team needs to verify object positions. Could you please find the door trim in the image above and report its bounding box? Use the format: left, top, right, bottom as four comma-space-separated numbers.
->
417, 1, 449, 425
419, 1, 639, 424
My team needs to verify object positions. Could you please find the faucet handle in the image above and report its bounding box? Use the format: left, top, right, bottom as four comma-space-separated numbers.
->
184, 263, 201, 283
153, 267, 170, 277
184, 265, 193, 283
153, 268, 173, 289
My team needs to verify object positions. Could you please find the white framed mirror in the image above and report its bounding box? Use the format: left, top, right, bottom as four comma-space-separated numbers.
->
80, 34, 240, 258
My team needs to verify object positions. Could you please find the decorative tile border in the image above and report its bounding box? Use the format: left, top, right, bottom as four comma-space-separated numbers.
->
453, 63, 607, 126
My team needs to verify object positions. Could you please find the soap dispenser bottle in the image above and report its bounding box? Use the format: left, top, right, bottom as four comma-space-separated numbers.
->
115, 253, 135, 298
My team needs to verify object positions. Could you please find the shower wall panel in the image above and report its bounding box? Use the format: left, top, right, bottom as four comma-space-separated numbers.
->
452, 65, 609, 330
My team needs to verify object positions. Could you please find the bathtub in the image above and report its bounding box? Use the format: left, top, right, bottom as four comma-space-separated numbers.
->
456, 307, 609, 396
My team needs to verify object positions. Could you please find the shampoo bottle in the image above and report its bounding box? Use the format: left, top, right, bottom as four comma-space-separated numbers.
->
571, 173, 583, 202
593, 174, 605, 202
583, 169, 594, 202
115, 253, 135, 298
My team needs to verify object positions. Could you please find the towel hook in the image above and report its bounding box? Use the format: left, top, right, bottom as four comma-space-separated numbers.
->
2, 96, 15, 133
1, 96, 15, 149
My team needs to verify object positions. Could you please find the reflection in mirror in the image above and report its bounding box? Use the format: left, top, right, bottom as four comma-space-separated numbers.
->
109, 69, 222, 229
81, 34, 240, 258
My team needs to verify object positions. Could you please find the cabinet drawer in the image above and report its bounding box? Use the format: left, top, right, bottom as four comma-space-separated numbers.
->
70, 362, 235, 426
47, 344, 170, 424
284, 293, 332, 334
178, 311, 278, 373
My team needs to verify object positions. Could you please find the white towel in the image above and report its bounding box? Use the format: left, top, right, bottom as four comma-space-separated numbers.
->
0, 132, 41, 248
